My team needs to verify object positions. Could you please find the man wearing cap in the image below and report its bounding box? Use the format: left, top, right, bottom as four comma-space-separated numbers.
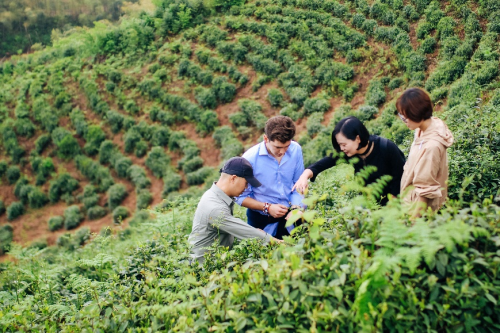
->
188, 157, 281, 264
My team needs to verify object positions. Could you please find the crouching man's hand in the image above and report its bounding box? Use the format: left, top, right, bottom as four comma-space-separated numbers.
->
270, 237, 283, 244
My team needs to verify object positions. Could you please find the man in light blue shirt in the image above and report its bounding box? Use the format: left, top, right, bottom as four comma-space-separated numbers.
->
235, 116, 304, 239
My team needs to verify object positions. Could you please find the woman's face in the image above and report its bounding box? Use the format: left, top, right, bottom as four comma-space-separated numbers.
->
335, 132, 360, 157
398, 112, 421, 131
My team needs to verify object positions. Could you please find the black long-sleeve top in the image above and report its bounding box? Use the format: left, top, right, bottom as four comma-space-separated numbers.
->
308, 135, 405, 205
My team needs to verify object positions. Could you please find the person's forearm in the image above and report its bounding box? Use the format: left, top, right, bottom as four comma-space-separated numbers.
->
241, 197, 265, 211
301, 169, 314, 180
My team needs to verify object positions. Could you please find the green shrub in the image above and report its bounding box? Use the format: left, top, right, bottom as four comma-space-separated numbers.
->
356, 105, 379, 122
388, 77, 404, 90
197, 70, 213, 85
365, 80, 386, 106
0, 200, 5, 216
129, 210, 151, 226
7, 201, 24, 221
112, 206, 129, 224
28, 187, 49, 209
168, 131, 186, 151
106, 110, 124, 133
0, 224, 13, 254
420, 36, 436, 54
436, 17, 456, 40
0, 161, 7, 177
99, 140, 115, 164
306, 112, 324, 136
48, 173, 79, 203
473, 60, 499, 85
156, 110, 175, 126
163, 170, 182, 195
84, 125, 106, 156
70, 109, 88, 137
289, 87, 309, 106
51, 127, 80, 158
196, 110, 219, 136
303, 97, 330, 115
87, 206, 107, 220
186, 167, 214, 185
146, 147, 171, 178
266, 88, 284, 108
14, 118, 36, 138
6, 166, 21, 185
127, 165, 151, 189
151, 126, 170, 146
48, 216, 64, 231
212, 78, 236, 103
74, 227, 90, 246
15, 180, 33, 205
124, 100, 139, 114
229, 112, 248, 127
362, 19, 378, 36
279, 104, 301, 121
181, 156, 204, 173
194, 87, 217, 109
64, 205, 83, 230
124, 128, 142, 153
403, 51, 427, 74
135, 140, 149, 158
82, 195, 99, 209
137, 189, 153, 210
107, 184, 128, 210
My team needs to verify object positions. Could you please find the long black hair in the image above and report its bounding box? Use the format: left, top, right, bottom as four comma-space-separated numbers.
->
331, 116, 370, 152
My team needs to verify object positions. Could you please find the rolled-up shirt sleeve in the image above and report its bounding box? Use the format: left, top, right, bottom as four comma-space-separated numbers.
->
290, 146, 305, 206
412, 146, 443, 199
235, 184, 252, 206
208, 209, 271, 243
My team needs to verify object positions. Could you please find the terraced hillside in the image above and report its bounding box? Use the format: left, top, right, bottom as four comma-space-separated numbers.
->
1, 0, 500, 331
0, 0, 499, 255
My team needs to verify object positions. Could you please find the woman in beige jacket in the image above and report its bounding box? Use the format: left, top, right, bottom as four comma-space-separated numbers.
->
396, 88, 454, 216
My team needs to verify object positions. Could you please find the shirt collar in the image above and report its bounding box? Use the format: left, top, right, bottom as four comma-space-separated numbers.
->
258, 141, 268, 156
210, 182, 234, 206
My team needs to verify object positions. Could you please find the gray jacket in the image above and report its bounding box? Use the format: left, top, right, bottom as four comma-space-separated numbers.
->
188, 183, 271, 263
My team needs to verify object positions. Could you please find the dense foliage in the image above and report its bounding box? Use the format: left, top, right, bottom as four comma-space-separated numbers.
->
0, 0, 500, 330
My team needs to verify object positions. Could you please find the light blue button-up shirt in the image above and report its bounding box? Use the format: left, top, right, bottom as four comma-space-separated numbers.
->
235, 141, 304, 213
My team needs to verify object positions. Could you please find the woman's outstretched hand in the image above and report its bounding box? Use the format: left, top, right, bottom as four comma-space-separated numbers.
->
291, 169, 314, 194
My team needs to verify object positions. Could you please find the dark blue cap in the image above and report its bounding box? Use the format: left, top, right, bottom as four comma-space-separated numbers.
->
220, 157, 262, 187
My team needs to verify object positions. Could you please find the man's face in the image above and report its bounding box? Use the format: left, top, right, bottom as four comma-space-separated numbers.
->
264, 135, 291, 159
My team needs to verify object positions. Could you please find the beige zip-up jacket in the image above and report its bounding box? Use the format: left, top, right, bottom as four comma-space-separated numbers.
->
401, 117, 454, 211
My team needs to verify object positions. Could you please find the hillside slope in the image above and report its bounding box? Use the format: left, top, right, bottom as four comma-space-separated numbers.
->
0, 0, 500, 330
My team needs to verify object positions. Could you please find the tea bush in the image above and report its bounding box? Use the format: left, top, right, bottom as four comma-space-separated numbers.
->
87, 206, 107, 220
48, 173, 79, 203
84, 125, 106, 156
365, 80, 386, 106
107, 184, 127, 210
127, 165, 151, 189
0, 224, 13, 254
136, 189, 153, 210
6, 201, 24, 221
51, 127, 81, 158
64, 205, 83, 230
112, 206, 129, 224
145, 147, 171, 178
28, 187, 49, 209
6, 166, 21, 185
0, 200, 4, 216
306, 112, 324, 136
303, 97, 330, 115
48, 216, 64, 231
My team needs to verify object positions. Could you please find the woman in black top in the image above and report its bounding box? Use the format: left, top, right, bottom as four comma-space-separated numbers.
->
292, 116, 405, 205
